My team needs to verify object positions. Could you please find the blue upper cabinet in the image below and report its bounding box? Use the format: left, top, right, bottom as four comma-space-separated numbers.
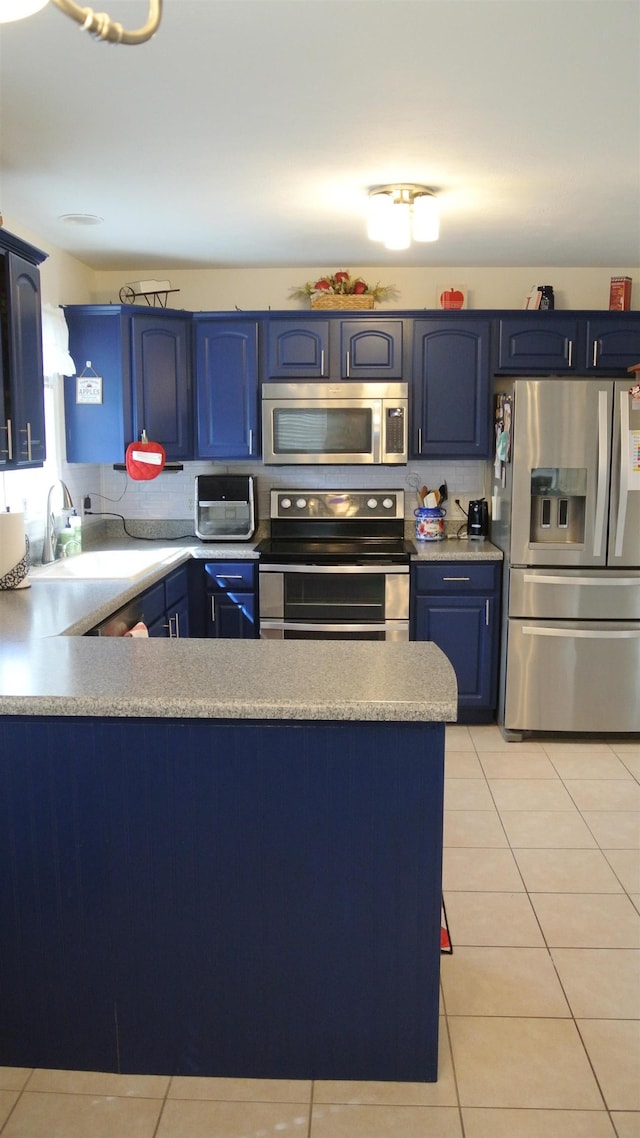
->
585, 315, 640, 370
194, 319, 259, 460
131, 315, 191, 459
411, 319, 492, 458
495, 315, 580, 372
266, 320, 330, 378
495, 313, 640, 373
0, 238, 47, 469
340, 320, 403, 378
265, 317, 403, 380
64, 307, 192, 463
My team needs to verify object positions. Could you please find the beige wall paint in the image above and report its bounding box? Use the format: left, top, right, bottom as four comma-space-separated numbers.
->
91, 265, 639, 314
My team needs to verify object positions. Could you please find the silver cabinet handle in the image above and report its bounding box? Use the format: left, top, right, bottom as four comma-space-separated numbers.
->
320, 349, 325, 375
593, 389, 608, 557
442, 575, 471, 581
485, 599, 490, 626
210, 596, 216, 623
418, 427, 423, 452
165, 616, 174, 637
248, 428, 253, 455
567, 340, 573, 367
592, 339, 599, 367
0, 420, 12, 460
19, 422, 33, 461
174, 611, 181, 638
345, 350, 350, 377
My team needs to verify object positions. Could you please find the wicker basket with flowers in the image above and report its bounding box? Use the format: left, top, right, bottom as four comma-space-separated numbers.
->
290, 270, 392, 309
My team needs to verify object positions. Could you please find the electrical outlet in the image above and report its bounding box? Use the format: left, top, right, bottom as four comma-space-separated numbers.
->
82, 495, 92, 515
452, 497, 468, 518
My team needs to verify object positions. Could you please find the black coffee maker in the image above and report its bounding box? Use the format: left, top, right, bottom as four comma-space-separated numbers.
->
468, 498, 489, 540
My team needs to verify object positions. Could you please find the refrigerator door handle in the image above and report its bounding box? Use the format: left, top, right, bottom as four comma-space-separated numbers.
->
523, 626, 640, 640
593, 389, 609, 558
614, 389, 630, 559
523, 572, 639, 587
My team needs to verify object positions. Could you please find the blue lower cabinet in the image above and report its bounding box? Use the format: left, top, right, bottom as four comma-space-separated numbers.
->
0, 715, 445, 1081
412, 561, 501, 723
203, 561, 258, 639
141, 566, 190, 638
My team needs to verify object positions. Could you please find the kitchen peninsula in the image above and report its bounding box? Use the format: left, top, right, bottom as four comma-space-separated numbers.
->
0, 558, 456, 1084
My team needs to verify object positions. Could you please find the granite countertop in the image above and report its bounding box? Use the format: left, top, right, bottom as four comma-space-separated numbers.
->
0, 537, 457, 723
0, 534, 463, 723
0, 637, 457, 722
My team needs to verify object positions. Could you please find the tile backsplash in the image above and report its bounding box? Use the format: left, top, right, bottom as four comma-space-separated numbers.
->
96, 458, 486, 527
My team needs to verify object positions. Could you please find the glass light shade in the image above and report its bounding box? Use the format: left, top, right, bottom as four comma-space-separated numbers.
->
412, 193, 440, 242
0, 0, 48, 20
367, 191, 393, 242
384, 200, 411, 250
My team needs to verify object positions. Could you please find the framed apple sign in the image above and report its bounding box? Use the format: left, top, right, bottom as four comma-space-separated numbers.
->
436, 284, 467, 310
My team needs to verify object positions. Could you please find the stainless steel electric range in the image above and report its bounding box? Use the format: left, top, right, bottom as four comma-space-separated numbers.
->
255, 489, 415, 640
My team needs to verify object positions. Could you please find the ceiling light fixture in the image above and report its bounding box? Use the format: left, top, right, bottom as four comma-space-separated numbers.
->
367, 185, 439, 251
0, 0, 162, 44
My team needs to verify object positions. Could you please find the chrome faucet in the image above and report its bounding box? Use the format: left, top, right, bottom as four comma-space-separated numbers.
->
42, 481, 74, 564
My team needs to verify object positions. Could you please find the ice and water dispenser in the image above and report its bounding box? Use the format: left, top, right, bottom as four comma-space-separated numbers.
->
529, 468, 586, 544
195, 475, 256, 540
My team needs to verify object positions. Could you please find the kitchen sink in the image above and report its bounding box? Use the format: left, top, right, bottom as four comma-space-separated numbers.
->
31, 549, 174, 580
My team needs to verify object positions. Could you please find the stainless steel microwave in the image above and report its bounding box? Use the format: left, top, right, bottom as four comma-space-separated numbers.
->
261, 381, 408, 465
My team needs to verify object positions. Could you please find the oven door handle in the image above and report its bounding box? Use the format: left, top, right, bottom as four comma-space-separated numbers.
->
258, 563, 409, 574
260, 620, 410, 633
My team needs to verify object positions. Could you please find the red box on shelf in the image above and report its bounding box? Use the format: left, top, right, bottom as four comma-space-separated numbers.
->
609, 276, 632, 310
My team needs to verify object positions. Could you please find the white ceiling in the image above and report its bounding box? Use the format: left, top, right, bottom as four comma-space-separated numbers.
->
1, 0, 638, 272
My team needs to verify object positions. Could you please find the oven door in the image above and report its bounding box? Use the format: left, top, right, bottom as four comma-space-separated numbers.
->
259, 563, 410, 640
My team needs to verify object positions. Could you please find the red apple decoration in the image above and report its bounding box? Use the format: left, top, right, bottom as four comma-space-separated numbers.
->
441, 288, 465, 310
315, 278, 331, 290
334, 271, 350, 283
353, 280, 367, 295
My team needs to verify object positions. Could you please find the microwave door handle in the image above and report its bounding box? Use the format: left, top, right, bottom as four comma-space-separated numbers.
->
593, 389, 609, 558
372, 402, 382, 463
614, 388, 630, 559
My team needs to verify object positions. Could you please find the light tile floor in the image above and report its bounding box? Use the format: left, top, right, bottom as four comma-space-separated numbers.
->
0, 724, 638, 1138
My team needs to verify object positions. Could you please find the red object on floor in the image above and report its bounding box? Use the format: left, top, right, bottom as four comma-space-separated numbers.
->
441, 900, 452, 953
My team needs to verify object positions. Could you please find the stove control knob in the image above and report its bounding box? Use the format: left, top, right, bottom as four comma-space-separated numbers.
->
295, 497, 307, 509
367, 498, 378, 509
280, 497, 292, 510
382, 497, 394, 509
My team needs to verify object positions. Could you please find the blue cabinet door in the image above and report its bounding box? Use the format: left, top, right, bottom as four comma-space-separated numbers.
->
132, 315, 191, 460
4, 253, 46, 466
340, 320, 403, 378
203, 561, 258, 638
266, 320, 330, 377
412, 319, 491, 457
495, 315, 579, 371
414, 595, 498, 716
585, 316, 640, 370
195, 320, 258, 459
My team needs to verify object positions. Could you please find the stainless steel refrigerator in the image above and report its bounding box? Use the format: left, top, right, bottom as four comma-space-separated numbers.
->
490, 376, 640, 738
